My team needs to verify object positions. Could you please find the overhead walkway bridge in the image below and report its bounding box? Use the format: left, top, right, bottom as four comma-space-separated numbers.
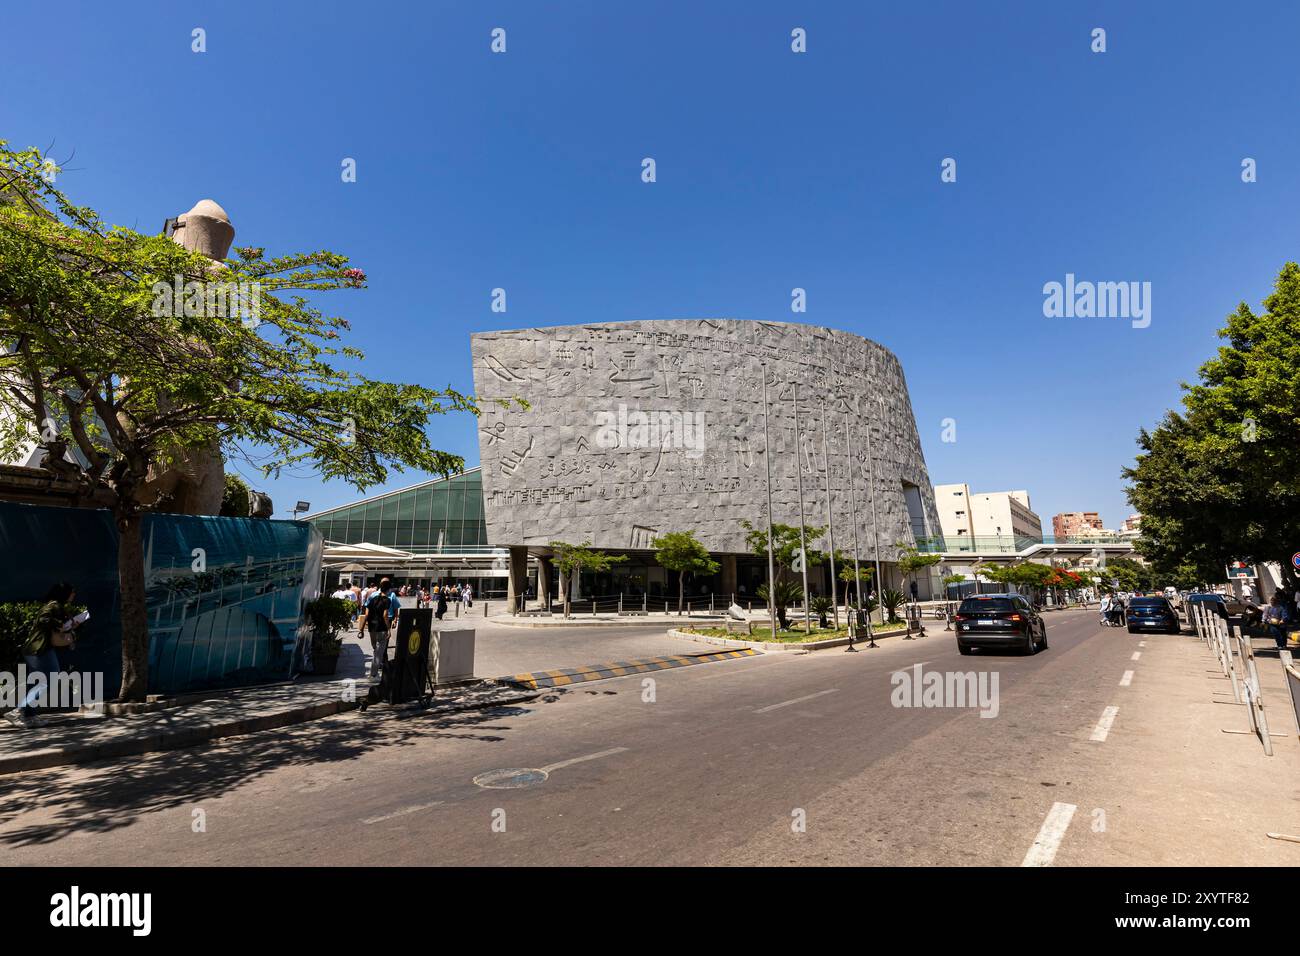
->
914, 535, 1136, 565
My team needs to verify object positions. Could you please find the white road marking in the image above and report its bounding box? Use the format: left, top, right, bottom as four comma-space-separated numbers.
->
1022, 801, 1077, 867
1138, 641, 1147, 647
1119, 670, 1134, 686
890, 661, 932, 678
1090, 705, 1120, 741
1131, 651, 1141, 661
540, 747, 628, 774
755, 688, 840, 713
362, 800, 444, 825
692, 654, 793, 681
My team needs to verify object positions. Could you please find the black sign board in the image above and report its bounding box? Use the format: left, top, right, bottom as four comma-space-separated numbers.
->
384, 608, 434, 704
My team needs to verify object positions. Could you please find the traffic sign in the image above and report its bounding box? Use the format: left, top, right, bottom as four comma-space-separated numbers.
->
1292, 552, 1300, 570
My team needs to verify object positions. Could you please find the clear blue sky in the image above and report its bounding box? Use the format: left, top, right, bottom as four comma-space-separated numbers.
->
5, 0, 1298, 530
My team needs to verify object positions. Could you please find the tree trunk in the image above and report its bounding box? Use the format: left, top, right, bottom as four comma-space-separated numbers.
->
117, 510, 150, 701
678, 571, 685, 615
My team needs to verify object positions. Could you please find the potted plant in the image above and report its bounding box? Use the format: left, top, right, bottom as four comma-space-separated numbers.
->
304, 596, 354, 676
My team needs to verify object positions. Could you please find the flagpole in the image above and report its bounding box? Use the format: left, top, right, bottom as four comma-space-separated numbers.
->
820, 404, 839, 630
865, 397, 886, 633
761, 364, 778, 639
843, 408, 865, 650
792, 381, 811, 636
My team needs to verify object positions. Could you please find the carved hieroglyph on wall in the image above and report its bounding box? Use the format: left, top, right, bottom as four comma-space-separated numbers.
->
470, 319, 941, 556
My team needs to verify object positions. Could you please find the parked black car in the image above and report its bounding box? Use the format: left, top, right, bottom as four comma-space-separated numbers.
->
954, 593, 1047, 655
1125, 596, 1180, 634
1184, 592, 1229, 622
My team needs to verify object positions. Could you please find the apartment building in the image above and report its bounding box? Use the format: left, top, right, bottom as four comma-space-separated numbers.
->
935, 483, 1043, 544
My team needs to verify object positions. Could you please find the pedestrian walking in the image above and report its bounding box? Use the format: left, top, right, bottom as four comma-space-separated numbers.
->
359, 579, 396, 680
1262, 593, 1291, 649
436, 587, 448, 621
6, 582, 86, 728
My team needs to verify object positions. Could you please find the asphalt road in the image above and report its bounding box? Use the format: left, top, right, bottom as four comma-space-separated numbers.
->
0, 608, 1256, 865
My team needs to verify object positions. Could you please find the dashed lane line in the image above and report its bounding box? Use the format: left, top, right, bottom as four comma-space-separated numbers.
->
754, 689, 839, 714
1022, 802, 1077, 867
1090, 705, 1119, 742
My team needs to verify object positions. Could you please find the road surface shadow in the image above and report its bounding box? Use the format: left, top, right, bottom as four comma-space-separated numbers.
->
0, 697, 562, 847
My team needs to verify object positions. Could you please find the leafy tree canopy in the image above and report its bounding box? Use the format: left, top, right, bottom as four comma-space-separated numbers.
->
1124, 262, 1300, 591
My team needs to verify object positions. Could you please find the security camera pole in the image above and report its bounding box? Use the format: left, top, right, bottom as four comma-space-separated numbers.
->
761, 364, 778, 639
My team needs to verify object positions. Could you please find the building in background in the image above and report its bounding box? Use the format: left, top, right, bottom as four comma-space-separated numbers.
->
1053, 511, 1104, 539
473, 319, 942, 610
304, 469, 510, 593
934, 483, 1043, 551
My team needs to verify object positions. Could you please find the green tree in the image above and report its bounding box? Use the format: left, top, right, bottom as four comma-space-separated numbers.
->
740, 519, 827, 580
895, 541, 943, 603
548, 541, 626, 618
839, 562, 875, 600
652, 530, 719, 615
0, 143, 484, 700
219, 473, 251, 518
1125, 261, 1300, 596
1100, 556, 1155, 594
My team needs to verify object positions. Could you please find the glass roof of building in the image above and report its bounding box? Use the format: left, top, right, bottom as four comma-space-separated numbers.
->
305, 468, 490, 552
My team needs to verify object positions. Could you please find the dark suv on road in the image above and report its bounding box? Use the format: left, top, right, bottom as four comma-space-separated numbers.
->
954, 594, 1047, 656
1125, 596, 1180, 634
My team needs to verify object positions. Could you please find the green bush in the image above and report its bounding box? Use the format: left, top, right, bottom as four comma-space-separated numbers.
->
304, 596, 354, 656
0, 601, 85, 672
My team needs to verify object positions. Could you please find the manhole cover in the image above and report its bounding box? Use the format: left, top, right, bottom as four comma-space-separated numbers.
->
472, 768, 549, 789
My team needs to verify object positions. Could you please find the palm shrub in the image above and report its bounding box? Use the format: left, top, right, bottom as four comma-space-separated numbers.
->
809, 595, 833, 628
880, 588, 905, 623
757, 579, 803, 631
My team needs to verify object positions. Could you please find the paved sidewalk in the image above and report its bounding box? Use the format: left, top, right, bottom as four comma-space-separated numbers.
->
0, 677, 539, 776
1047, 624, 1300, 865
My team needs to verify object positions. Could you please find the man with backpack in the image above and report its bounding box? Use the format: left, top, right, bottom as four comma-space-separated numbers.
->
359, 579, 396, 680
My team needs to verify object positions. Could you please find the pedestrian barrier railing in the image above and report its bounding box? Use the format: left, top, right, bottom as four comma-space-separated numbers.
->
1278, 650, 1300, 744
1232, 626, 1273, 756
1192, 600, 1278, 756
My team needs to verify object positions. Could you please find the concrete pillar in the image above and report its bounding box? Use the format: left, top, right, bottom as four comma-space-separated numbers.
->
721, 554, 737, 601
506, 546, 528, 614
538, 556, 553, 610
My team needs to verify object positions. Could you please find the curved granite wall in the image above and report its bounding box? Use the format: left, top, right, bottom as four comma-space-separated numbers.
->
470, 319, 939, 559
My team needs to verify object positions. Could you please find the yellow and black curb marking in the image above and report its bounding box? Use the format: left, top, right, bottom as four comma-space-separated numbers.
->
502, 649, 758, 689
